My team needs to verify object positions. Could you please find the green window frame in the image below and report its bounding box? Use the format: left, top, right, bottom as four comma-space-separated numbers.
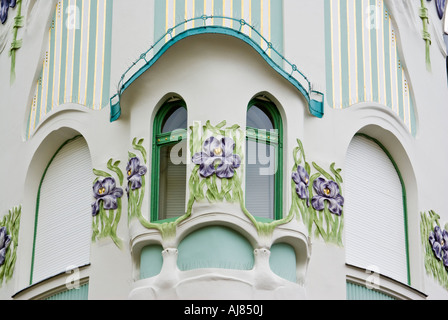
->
150, 99, 188, 222
245, 98, 283, 221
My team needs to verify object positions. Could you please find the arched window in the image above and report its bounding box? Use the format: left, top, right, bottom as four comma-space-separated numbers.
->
151, 99, 188, 222
31, 136, 92, 284
245, 98, 283, 220
345, 134, 409, 284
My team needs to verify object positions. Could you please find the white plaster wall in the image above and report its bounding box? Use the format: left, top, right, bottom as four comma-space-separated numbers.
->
0, 0, 448, 300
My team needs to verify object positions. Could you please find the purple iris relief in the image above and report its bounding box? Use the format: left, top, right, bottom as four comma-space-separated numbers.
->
429, 225, 448, 267
92, 177, 124, 216
0, 0, 16, 24
126, 157, 147, 191
0, 227, 11, 266
192, 136, 242, 179
292, 166, 310, 206
311, 177, 344, 216
427, 0, 446, 19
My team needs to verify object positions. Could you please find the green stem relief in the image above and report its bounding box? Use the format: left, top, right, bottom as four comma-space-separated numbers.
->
9, 0, 23, 83
419, 0, 432, 70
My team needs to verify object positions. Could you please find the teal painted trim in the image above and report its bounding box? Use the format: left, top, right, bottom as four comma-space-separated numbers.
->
346, 282, 395, 300
324, 0, 334, 109
110, 23, 324, 122
46, 283, 89, 300
340, 0, 350, 107
85, 0, 98, 107
140, 245, 163, 279
355, 133, 411, 286
30, 135, 83, 285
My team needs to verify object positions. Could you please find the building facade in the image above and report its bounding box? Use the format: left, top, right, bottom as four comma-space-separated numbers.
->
0, 0, 447, 300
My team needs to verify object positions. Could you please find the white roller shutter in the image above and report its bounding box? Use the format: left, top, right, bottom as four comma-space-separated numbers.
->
345, 135, 408, 284
32, 137, 92, 283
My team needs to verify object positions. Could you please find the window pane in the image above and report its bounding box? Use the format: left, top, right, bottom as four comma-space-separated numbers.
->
247, 105, 274, 130
158, 140, 187, 220
161, 106, 187, 133
245, 140, 276, 219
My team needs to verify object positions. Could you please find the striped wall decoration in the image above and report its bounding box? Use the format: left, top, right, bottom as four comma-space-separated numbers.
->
325, 0, 417, 136
26, 0, 113, 140
153, 0, 284, 66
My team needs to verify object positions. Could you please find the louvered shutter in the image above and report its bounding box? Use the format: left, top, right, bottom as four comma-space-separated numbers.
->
32, 137, 92, 283
245, 140, 275, 219
345, 135, 408, 284
158, 143, 187, 220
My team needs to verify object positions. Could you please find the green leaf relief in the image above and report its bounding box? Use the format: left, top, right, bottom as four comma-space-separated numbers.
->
92, 160, 125, 249
0, 206, 21, 286
290, 140, 344, 246
421, 211, 448, 290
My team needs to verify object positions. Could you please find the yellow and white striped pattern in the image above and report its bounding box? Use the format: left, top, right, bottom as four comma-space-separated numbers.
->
325, 0, 416, 136
26, 0, 113, 140
154, 0, 284, 65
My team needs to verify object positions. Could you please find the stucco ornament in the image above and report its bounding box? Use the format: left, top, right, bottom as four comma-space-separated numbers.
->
91, 162, 125, 250
0, 0, 16, 24
292, 166, 310, 206
421, 210, 448, 289
311, 177, 345, 216
289, 139, 344, 246
0, 227, 11, 266
91, 177, 124, 216
0, 206, 20, 285
429, 225, 448, 266
126, 157, 147, 192
192, 136, 242, 179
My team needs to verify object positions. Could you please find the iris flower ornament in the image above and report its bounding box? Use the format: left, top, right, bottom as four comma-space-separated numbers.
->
192, 136, 241, 179
0, 227, 11, 266
311, 177, 344, 216
126, 157, 147, 191
429, 225, 448, 267
427, 0, 446, 19
91, 177, 124, 216
0, 0, 16, 24
292, 166, 310, 206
